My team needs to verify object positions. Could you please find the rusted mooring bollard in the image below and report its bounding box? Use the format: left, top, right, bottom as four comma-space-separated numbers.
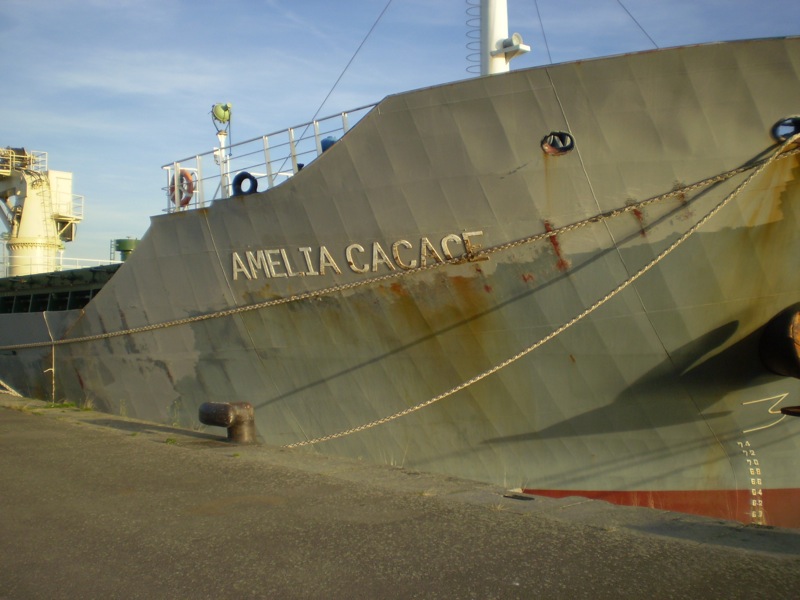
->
199, 402, 260, 444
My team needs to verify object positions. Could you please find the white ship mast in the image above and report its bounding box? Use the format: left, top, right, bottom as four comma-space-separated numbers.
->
0, 147, 83, 276
480, 0, 530, 75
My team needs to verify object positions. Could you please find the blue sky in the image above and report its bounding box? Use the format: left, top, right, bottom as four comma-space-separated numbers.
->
3, 0, 798, 260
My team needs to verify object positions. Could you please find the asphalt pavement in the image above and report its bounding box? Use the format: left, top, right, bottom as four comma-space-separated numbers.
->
1, 394, 799, 599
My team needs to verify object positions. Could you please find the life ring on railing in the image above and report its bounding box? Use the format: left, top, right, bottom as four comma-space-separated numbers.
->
169, 169, 194, 207
232, 171, 258, 196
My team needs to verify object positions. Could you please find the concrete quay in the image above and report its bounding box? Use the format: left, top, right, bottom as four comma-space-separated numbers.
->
1, 395, 799, 599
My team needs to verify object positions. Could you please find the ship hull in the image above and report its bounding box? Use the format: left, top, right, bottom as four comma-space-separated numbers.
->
2, 38, 800, 526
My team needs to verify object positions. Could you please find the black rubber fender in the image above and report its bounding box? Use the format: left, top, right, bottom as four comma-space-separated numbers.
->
232, 171, 258, 196
759, 303, 800, 378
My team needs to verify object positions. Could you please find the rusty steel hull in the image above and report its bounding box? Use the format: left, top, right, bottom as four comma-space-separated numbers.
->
2, 38, 800, 526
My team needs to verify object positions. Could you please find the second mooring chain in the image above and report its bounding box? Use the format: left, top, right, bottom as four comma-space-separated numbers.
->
283, 134, 800, 448
2, 144, 795, 354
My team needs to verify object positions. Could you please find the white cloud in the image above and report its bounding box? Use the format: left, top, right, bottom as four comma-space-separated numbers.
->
48, 51, 218, 98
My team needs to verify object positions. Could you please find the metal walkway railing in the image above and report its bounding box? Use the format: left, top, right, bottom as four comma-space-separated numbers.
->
161, 104, 376, 213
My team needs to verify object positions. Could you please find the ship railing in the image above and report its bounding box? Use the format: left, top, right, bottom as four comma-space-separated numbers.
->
161, 104, 376, 213
0, 252, 122, 279
72, 194, 85, 220
0, 148, 47, 176
52, 194, 85, 221
31, 151, 48, 173
54, 256, 122, 270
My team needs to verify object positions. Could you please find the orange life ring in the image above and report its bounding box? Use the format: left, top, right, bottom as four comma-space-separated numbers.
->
169, 169, 194, 207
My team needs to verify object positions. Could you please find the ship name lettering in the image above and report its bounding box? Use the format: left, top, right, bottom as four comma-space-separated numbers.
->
231, 231, 483, 281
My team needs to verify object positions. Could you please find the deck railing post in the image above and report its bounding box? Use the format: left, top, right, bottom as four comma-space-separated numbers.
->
314, 121, 323, 157
172, 162, 180, 212
263, 135, 274, 188
195, 156, 204, 206
288, 128, 299, 174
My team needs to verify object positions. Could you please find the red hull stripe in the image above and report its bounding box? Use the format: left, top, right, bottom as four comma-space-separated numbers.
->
522, 487, 800, 528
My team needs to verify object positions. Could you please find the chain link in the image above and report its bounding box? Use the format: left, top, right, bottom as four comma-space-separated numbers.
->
0, 376, 22, 397
4, 145, 796, 354
283, 136, 800, 448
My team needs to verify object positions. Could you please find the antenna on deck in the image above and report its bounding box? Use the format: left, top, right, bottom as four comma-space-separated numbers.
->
481, 0, 530, 75
467, 0, 530, 76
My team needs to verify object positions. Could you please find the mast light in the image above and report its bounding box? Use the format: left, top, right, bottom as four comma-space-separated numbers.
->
212, 103, 232, 125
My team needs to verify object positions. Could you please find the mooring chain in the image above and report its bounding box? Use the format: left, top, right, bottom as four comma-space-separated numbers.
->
0, 376, 22, 397
283, 134, 800, 448
1, 144, 797, 356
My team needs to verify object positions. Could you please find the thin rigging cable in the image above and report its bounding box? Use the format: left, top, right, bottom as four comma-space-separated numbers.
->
616, 0, 659, 49
277, 0, 393, 176
310, 0, 394, 122
534, 0, 553, 64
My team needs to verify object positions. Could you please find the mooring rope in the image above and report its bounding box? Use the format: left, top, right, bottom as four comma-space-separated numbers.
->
283, 134, 800, 448
3, 144, 796, 354
0, 377, 22, 397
